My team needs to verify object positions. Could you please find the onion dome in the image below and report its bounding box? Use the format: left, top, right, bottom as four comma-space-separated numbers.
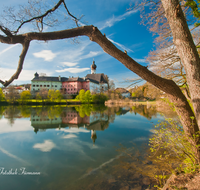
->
34, 72, 39, 78
91, 60, 97, 70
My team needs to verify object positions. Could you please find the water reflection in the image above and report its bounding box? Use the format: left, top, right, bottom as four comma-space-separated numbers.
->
31, 106, 110, 145
0, 104, 177, 190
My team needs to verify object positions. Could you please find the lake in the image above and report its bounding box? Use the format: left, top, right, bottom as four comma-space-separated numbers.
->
0, 104, 176, 190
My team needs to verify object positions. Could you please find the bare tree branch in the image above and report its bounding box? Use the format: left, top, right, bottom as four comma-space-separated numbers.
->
13, 0, 80, 34
0, 25, 13, 37
0, 40, 30, 86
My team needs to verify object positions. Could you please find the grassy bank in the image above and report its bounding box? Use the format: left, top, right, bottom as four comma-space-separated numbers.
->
0, 99, 82, 105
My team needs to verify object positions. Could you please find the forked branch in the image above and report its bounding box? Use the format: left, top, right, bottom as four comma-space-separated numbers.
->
11, 0, 80, 34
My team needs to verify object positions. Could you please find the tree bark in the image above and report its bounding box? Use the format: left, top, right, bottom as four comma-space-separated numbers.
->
161, 0, 200, 129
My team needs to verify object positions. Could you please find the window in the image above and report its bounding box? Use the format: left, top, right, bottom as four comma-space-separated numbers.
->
33, 85, 35, 87
40, 85, 42, 87
36, 85, 39, 87
47, 85, 50, 87
55, 85, 57, 87
44, 85, 46, 87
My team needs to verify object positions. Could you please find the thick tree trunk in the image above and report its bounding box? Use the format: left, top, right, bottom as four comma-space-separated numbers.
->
161, 0, 200, 129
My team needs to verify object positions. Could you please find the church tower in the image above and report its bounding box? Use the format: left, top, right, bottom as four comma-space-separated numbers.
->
91, 59, 97, 74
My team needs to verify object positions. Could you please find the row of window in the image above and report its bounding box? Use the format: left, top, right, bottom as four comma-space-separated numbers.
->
62, 85, 88, 87
32, 84, 58, 88
32, 118, 58, 121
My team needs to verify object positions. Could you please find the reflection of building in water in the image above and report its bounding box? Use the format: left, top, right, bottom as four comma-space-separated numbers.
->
62, 110, 90, 126
31, 114, 62, 133
91, 130, 97, 145
31, 110, 109, 144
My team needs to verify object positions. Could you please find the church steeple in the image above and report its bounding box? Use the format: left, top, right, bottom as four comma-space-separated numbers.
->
34, 72, 39, 78
91, 59, 97, 74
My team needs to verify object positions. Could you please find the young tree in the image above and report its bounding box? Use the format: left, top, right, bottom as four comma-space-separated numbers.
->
6, 86, 19, 102
36, 92, 42, 101
55, 90, 62, 101
0, 0, 200, 162
0, 88, 5, 101
38, 88, 48, 101
79, 89, 85, 102
20, 90, 31, 101
85, 90, 92, 103
48, 89, 56, 101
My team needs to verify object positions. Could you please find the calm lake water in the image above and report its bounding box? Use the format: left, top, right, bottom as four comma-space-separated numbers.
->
0, 104, 176, 190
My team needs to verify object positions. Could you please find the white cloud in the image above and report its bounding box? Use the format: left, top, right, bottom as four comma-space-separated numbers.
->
62, 62, 78, 67
134, 58, 146, 63
100, 9, 139, 30
62, 134, 77, 139
56, 67, 90, 73
33, 140, 56, 152
57, 128, 90, 133
107, 37, 133, 53
33, 50, 56, 61
0, 119, 33, 134
80, 51, 103, 59
0, 44, 19, 56
0, 146, 31, 165
0, 68, 52, 84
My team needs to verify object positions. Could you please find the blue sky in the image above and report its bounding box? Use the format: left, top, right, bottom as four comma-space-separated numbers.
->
0, 0, 154, 87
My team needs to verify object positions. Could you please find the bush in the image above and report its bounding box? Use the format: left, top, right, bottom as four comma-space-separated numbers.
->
149, 118, 200, 174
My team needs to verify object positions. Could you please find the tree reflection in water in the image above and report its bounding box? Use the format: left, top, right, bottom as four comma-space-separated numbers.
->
0, 103, 178, 190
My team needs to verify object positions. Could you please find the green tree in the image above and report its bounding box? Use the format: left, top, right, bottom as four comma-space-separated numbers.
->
85, 90, 92, 103
55, 90, 62, 101
76, 89, 86, 103
36, 93, 42, 101
20, 90, 31, 101
48, 89, 56, 101
48, 89, 62, 101
0, 88, 5, 101
185, 0, 200, 27
131, 92, 136, 97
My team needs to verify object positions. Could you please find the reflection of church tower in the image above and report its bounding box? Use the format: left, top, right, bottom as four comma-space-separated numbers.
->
34, 128, 38, 134
91, 59, 97, 74
91, 130, 97, 145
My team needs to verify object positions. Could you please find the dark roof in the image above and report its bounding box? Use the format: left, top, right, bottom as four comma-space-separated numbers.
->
31, 73, 108, 84
86, 120, 109, 131
67, 77, 88, 82
86, 73, 108, 84
32, 76, 68, 82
